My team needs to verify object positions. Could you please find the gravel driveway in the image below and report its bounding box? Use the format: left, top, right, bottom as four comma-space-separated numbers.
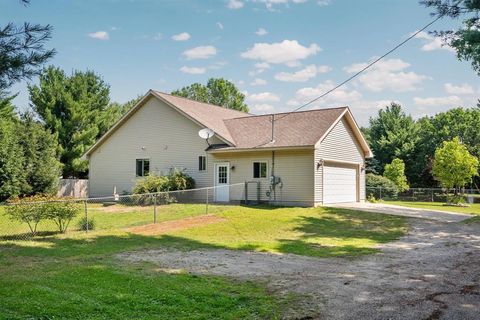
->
117, 217, 480, 319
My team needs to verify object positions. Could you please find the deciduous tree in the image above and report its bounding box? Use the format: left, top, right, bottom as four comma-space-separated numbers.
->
384, 158, 409, 192
432, 137, 479, 191
172, 78, 249, 112
421, 0, 480, 75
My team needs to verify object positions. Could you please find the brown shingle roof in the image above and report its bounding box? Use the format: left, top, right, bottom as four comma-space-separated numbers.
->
223, 107, 347, 149
153, 91, 250, 144
84, 90, 370, 158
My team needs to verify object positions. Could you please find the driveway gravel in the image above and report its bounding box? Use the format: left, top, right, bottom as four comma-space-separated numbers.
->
117, 217, 480, 319
331, 202, 473, 223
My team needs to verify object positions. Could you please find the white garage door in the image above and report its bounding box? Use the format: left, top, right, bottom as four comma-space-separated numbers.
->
323, 165, 357, 204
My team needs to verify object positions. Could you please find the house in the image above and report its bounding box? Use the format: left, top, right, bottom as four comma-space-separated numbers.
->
83, 90, 372, 206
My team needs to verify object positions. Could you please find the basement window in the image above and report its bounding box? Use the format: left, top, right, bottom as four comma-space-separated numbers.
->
253, 161, 267, 178
136, 159, 150, 177
199, 156, 206, 171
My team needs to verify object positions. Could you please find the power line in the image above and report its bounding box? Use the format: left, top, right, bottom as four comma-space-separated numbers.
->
273, 14, 445, 123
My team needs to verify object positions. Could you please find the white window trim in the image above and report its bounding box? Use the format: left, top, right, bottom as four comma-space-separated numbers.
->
136, 158, 150, 177
252, 160, 269, 179
199, 155, 207, 172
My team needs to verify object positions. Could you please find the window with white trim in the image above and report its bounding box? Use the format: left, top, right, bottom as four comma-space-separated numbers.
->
198, 156, 206, 171
253, 161, 267, 178
136, 159, 150, 177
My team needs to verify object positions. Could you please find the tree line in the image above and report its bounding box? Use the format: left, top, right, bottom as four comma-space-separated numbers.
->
364, 103, 480, 191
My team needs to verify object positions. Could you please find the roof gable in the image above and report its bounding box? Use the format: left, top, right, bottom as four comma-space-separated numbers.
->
223, 107, 346, 149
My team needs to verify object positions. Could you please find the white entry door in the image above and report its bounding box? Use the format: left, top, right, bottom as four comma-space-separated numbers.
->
214, 162, 230, 202
323, 165, 357, 204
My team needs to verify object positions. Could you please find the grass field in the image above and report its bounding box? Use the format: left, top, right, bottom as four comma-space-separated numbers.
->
0, 204, 407, 319
384, 201, 480, 216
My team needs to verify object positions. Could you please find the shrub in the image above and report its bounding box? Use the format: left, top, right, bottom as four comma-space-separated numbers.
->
43, 199, 81, 233
77, 216, 95, 231
446, 194, 466, 205
133, 175, 170, 194
5, 195, 49, 236
167, 169, 195, 190
131, 169, 195, 205
366, 173, 398, 199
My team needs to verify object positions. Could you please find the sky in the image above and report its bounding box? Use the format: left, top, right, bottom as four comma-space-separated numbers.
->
4, 0, 480, 125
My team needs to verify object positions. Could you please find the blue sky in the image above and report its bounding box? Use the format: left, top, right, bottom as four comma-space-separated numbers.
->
4, 0, 479, 125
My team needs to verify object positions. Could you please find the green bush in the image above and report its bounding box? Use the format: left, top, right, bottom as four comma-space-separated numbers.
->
5, 195, 49, 235
6, 195, 81, 235
167, 169, 195, 190
446, 194, 466, 205
131, 169, 195, 205
366, 173, 398, 199
77, 216, 95, 231
43, 199, 81, 233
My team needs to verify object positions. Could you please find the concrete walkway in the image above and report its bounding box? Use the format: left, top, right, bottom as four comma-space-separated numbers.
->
331, 202, 473, 222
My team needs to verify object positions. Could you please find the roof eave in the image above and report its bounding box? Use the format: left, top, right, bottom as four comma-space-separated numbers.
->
207, 145, 315, 154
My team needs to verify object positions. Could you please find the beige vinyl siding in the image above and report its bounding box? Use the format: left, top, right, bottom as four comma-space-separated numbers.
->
88, 97, 222, 197
314, 117, 366, 204
210, 149, 314, 206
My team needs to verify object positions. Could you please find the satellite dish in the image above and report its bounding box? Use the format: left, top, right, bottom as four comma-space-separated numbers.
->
198, 128, 215, 140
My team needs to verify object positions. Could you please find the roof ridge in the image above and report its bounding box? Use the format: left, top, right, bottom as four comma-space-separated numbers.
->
225, 106, 348, 120
153, 90, 251, 116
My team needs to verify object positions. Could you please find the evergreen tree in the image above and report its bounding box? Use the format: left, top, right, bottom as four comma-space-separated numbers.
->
29, 66, 115, 178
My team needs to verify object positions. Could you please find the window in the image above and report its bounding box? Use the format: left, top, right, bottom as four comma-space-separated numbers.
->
218, 165, 228, 184
199, 156, 206, 171
253, 161, 267, 178
136, 159, 150, 177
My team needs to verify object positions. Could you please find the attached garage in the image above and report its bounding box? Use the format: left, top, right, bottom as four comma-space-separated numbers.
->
322, 164, 358, 204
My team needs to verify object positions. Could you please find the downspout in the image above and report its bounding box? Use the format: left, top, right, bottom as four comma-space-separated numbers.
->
272, 150, 275, 203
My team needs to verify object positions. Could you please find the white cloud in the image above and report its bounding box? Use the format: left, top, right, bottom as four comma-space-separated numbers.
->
444, 83, 474, 95
241, 40, 321, 66
255, 28, 268, 36
344, 58, 428, 92
247, 92, 280, 102
153, 33, 163, 40
413, 31, 455, 53
274, 64, 331, 82
179, 66, 206, 74
255, 62, 270, 69
227, 0, 244, 9
253, 0, 308, 10
217, 22, 224, 30
317, 0, 330, 5
250, 78, 267, 86
252, 103, 275, 113
182, 46, 217, 60
172, 32, 191, 41
288, 80, 362, 106
413, 95, 463, 107
88, 31, 109, 40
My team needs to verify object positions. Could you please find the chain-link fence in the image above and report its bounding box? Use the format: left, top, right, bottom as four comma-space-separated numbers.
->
0, 183, 249, 241
367, 187, 480, 204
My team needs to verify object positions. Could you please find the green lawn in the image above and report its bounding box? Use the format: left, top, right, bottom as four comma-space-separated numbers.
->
0, 204, 407, 319
384, 201, 480, 216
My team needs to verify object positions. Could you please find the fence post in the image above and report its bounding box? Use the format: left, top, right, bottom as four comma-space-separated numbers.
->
206, 188, 209, 215
84, 200, 89, 233
153, 194, 157, 224
379, 186, 382, 200
244, 182, 248, 205
431, 188, 434, 202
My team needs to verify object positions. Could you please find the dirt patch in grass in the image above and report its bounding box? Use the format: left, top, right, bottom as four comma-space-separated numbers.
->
125, 214, 226, 235
118, 218, 480, 319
